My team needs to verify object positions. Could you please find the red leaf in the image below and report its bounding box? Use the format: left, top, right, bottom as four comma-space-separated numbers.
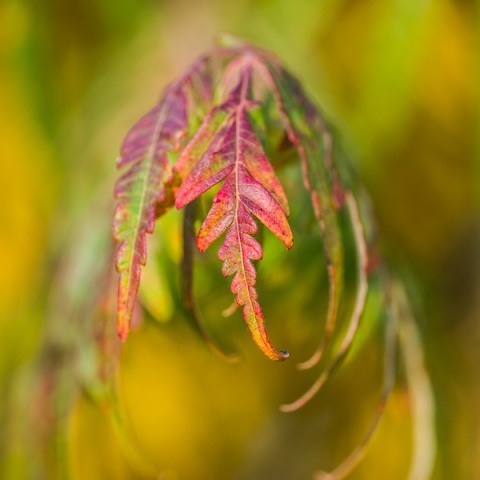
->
113, 84, 188, 341
176, 69, 292, 360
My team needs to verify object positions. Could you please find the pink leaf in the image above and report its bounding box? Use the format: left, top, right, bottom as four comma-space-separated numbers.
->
176, 69, 293, 360
113, 84, 188, 341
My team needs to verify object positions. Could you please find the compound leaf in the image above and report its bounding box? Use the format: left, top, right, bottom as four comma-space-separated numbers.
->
176, 70, 292, 360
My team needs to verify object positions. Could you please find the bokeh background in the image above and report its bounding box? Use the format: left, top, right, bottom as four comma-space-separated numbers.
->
0, 0, 479, 479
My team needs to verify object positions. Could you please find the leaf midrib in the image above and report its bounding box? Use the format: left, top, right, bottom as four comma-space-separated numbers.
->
124, 92, 173, 289
232, 73, 262, 346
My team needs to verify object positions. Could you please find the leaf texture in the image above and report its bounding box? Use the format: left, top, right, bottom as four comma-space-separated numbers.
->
113, 84, 189, 341
175, 70, 293, 360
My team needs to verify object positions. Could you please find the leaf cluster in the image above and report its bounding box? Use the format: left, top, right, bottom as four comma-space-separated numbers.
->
113, 37, 369, 398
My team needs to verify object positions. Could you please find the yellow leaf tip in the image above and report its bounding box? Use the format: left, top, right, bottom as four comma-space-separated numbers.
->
117, 322, 129, 342
270, 349, 289, 361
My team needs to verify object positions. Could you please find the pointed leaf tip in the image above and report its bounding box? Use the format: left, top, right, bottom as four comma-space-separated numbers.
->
175, 71, 292, 360
117, 317, 129, 342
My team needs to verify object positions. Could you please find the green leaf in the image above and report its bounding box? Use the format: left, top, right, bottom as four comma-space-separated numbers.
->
113, 84, 188, 340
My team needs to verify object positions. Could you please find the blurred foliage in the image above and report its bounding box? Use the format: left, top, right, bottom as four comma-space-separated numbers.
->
0, 0, 478, 479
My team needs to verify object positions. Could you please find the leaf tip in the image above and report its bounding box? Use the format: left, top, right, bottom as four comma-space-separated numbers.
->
285, 236, 294, 250
279, 403, 296, 414
174, 195, 186, 211
263, 346, 289, 361
117, 321, 129, 342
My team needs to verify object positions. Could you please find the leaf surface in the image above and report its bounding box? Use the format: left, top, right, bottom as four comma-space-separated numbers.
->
176, 70, 292, 360
113, 84, 188, 340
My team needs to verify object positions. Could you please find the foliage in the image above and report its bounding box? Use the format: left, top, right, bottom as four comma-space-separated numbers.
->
113, 38, 367, 372
108, 38, 405, 477
3, 1, 477, 477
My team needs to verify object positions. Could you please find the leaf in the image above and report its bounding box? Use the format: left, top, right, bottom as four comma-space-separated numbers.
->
254, 56, 346, 368
113, 83, 188, 341
181, 55, 216, 126
175, 69, 293, 360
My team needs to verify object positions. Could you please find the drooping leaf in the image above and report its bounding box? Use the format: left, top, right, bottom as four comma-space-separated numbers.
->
113, 84, 189, 341
175, 69, 293, 360
254, 56, 346, 368
110, 38, 403, 479
113, 40, 367, 372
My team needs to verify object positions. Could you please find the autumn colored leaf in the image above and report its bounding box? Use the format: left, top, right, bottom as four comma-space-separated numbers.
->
175, 68, 292, 360
113, 39, 367, 374
113, 83, 189, 341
